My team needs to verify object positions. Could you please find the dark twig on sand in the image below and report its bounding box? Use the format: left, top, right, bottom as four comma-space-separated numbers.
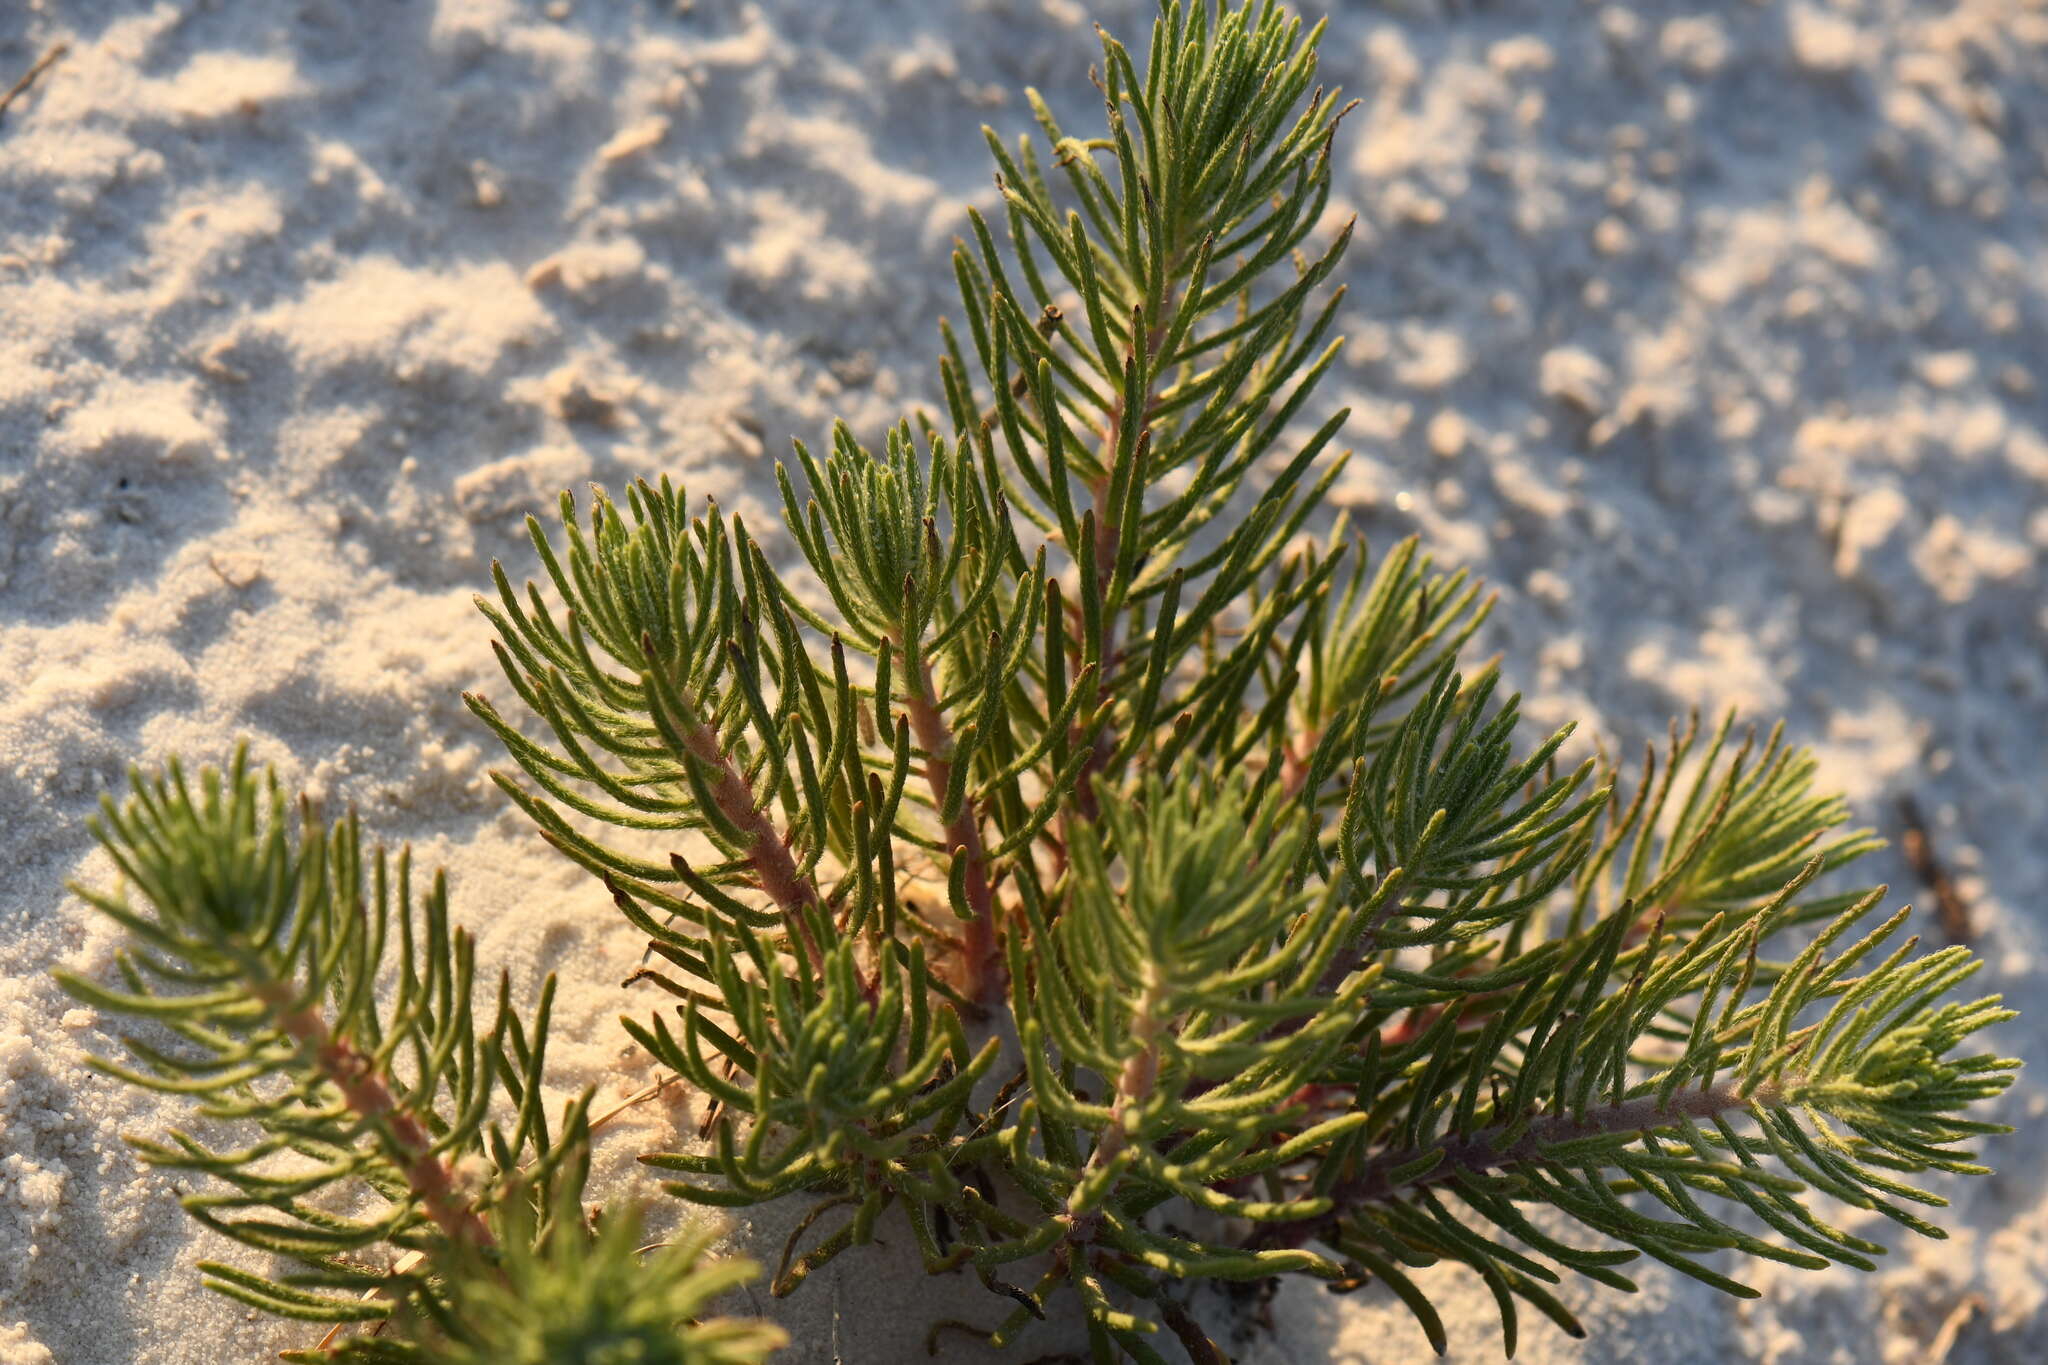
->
0, 43, 68, 123
1899, 794, 1974, 943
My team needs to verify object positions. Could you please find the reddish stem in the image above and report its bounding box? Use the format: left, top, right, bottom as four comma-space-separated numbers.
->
1068, 483, 1123, 825
1067, 297, 1174, 822
1088, 1012, 1162, 1176
1066, 970, 1165, 1243
268, 996, 493, 1249
903, 654, 1000, 1004
1280, 728, 1320, 801
1257, 1079, 1781, 1251
677, 716, 826, 973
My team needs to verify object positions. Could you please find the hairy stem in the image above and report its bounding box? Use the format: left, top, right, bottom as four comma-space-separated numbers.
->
264, 990, 494, 1250
1259, 1079, 1785, 1251
1068, 296, 1175, 822
1067, 967, 1166, 1241
677, 714, 826, 973
904, 652, 1000, 1004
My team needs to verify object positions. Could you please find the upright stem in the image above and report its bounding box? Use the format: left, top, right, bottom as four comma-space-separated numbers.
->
1068, 296, 1175, 821
1068, 478, 1123, 825
903, 652, 1000, 1004
1067, 967, 1166, 1240
677, 715, 826, 973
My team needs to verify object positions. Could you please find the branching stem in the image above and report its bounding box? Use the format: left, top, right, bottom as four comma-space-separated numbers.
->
1069, 294, 1177, 821
263, 989, 495, 1250
1262, 895, 1403, 1045
1067, 967, 1166, 1242
677, 714, 826, 973
904, 652, 1000, 1003
1262, 1079, 1786, 1251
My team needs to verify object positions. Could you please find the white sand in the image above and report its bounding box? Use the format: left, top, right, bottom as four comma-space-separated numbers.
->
3, 0, 2044, 1361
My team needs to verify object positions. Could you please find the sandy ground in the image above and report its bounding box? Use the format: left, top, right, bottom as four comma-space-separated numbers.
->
2, 0, 2044, 1361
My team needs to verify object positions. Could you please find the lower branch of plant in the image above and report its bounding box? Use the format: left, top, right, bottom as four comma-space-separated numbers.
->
1066, 969, 1165, 1245
263, 988, 494, 1250
903, 651, 1000, 1004
678, 715, 826, 973
1257, 1078, 1785, 1252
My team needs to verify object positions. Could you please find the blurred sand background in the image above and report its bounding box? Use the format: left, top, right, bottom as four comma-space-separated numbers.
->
1, 1, 2044, 1361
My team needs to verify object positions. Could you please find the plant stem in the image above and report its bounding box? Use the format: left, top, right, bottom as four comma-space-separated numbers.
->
1259, 1079, 1783, 1251
1069, 294, 1175, 821
677, 714, 826, 973
1069, 480, 1123, 825
1067, 967, 1166, 1241
264, 991, 494, 1250
1262, 895, 1402, 1044
903, 652, 1000, 1004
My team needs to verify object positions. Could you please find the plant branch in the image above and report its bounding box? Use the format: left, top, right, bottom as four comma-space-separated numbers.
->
261, 988, 494, 1250
1066, 967, 1166, 1244
676, 712, 826, 974
1263, 895, 1404, 1045
904, 652, 1001, 1003
1258, 1079, 1785, 1251
1069, 297, 1175, 821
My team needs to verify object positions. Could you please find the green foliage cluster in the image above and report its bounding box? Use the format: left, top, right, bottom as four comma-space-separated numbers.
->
60, 3, 2016, 1362
59, 752, 786, 1362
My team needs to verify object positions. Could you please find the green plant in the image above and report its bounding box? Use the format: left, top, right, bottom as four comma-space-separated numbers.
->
62, 2, 2017, 1361
58, 751, 786, 1363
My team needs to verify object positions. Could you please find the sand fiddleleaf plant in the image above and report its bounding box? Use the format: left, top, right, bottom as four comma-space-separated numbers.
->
61, 3, 2017, 1362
